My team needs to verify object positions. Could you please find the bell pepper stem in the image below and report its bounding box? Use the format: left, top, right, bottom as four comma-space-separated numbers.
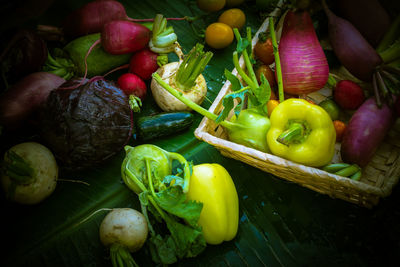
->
277, 122, 306, 146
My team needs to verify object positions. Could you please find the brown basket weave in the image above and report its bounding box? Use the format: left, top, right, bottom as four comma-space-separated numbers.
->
194, 6, 400, 208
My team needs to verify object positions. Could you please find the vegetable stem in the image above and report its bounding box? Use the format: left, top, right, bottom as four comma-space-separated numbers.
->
152, 73, 235, 130
150, 14, 178, 54
379, 39, 400, 63
145, 158, 158, 200
110, 243, 138, 267
175, 43, 213, 91
269, 17, 284, 102
3, 151, 35, 185
372, 72, 382, 108
232, 51, 256, 89
167, 152, 191, 193
377, 14, 400, 53
233, 28, 258, 87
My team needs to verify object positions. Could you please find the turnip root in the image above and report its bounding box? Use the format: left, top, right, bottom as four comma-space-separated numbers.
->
100, 208, 148, 267
150, 44, 211, 111
1, 142, 58, 205
151, 62, 207, 111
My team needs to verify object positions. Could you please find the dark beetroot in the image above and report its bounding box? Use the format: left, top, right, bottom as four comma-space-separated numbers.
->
39, 79, 133, 171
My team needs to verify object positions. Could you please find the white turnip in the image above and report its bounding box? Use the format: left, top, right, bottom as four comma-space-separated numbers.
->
99, 208, 148, 267
150, 44, 211, 111
1, 142, 58, 205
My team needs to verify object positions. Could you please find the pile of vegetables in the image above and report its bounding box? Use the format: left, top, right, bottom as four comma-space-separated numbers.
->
120, 144, 239, 265
0, 1, 243, 264
2, 0, 400, 265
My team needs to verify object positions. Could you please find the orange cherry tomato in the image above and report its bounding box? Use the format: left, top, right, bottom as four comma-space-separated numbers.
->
333, 120, 346, 142
205, 22, 234, 49
254, 33, 274, 65
267, 99, 280, 117
197, 0, 226, 12
218, 8, 246, 30
255, 64, 276, 88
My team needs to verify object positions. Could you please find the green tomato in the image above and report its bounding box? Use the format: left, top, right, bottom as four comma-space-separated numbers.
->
319, 99, 340, 121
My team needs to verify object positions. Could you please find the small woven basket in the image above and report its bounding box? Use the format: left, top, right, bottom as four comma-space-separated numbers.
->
194, 6, 400, 208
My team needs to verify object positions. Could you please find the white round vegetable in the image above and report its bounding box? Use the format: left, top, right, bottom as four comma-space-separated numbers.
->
100, 208, 148, 253
1, 142, 58, 205
151, 61, 207, 111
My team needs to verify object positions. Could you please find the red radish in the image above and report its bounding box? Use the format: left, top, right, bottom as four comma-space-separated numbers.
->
77, 20, 150, 83
341, 97, 395, 167
62, 0, 187, 38
334, 80, 365, 110
117, 73, 147, 100
0, 72, 65, 129
63, 0, 128, 38
278, 10, 329, 95
129, 49, 159, 80
100, 21, 151, 55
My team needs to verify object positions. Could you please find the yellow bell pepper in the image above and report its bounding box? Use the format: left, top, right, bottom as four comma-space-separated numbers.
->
186, 163, 239, 245
267, 98, 336, 167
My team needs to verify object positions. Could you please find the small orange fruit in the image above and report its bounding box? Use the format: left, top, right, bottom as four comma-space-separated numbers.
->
218, 8, 246, 29
205, 22, 234, 49
197, 0, 226, 12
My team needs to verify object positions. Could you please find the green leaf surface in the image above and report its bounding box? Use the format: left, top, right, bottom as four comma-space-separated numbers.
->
1, 0, 400, 267
155, 186, 203, 227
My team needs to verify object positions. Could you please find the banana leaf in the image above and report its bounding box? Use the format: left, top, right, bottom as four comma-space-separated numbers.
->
1, 0, 400, 266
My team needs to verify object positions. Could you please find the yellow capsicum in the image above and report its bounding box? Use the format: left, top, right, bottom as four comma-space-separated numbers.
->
186, 163, 239, 245
267, 98, 336, 167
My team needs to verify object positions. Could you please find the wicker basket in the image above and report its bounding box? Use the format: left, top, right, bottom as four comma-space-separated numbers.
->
194, 7, 400, 208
